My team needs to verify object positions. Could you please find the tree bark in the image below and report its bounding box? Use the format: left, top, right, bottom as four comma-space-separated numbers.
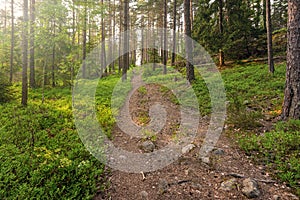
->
282, 0, 300, 120
184, 0, 194, 82
219, 0, 225, 67
82, 0, 87, 78
171, 0, 177, 66
52, 23, 56, 87
22, 0, 28, 106
10, 0, 14, 83
118, 0, 123, 74
101, 0, 107, 75
266, 0, 275, 74
141, 14, 145, 65
122, 0, 129, 81
263, 0, 267, 31
112, 0, 116, 71
29, 0, 35, 87
163, 0, 167, 74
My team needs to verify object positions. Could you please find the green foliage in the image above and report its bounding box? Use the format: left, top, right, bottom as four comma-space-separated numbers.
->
138, 86, 147, 95
0, 74, 13, 103
0, 87, 107, 199
223, 63, 300, 196
238, 120, 300, 196
142, 129, 157, 142
95, 74, 132, 138
227, 94, 263, 130
193, 0, 258, 60
272, 0, 288, 30
223, 63, 286, 111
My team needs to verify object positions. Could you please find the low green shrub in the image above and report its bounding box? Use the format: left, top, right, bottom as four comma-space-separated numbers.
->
238, 120, 300, 196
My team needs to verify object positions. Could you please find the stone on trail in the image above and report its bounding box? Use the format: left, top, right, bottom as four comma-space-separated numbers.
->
220, 178, 237, 191
242, 178, 261, 199
212, 148, 225, 156
141, 141, 155, 153
182, 144, 196, 154
139, 191, 148, 200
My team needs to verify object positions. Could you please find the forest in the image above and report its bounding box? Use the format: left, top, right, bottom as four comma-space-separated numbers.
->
0, 0, 299, 199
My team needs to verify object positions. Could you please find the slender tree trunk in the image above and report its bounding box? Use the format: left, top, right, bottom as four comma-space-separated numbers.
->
101, 0, 107, 75
263, 0, 267, 31
219, 0, 225, 67
108, 0, 112, 72
112, 0, 116, 71
72, 0, 76, 45
266, 0, 275, 73
82, 1, 87, 78
282, 0, 300, 120
118, 0, 123, 74
163, 0, 167, 74
10, 0, 14, 83
152, 14, 156, 70
22, 0, 28, 106
52, 28, 56, 87
29, 0, 35, 88
141, 15, 145, 65
184, 0, 194, 82
171, 0, 177, 66
4, 0, 7, 33
190, 0, 193, 29
122, 0, 129, 81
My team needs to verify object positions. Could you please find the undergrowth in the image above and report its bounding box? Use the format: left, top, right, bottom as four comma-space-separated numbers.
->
0, 74, 131, 199
222, 63, 299, 196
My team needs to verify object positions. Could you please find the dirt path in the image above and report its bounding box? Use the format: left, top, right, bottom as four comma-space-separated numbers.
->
95, 72, 298, 200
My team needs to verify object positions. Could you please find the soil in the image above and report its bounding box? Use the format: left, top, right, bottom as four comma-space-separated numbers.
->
94, 72, 298, 200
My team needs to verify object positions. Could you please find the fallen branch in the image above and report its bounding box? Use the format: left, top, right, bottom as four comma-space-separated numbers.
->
227, 173, 276, 184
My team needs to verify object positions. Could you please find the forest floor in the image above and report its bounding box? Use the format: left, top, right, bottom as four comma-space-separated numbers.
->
94, 70, 299, 200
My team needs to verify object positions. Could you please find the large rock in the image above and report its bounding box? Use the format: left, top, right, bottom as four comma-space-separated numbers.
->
242, 178, 261, 199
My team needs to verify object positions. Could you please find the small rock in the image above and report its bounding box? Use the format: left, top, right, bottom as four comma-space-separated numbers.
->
242, 178, 261, 199
139, 191, 148, 199
182, 144, 196, 154
158, 179, 169, 194
212, 148, 225, 156
185, 168, 193, 176
201, 157, 210, 164
272, 195, 280, 200
282, 193, 299, 200
243, 100, 250, 105
220, 178, 237, 191
141, 141, 155, 153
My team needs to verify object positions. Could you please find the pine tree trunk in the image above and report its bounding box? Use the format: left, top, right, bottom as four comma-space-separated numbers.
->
163, 0, 167, 74
22, 0, 28, 106
112, 0, 116, 71
122, 0, 129, 81
184, 0, 194, 82
29, 0, 35, 87
141, 15, 145, 65
101, 0, 107, 75
266, 0, 275, 74
118, 0, 123, 74
52, 20, 56, 87
282, 0, 300, 120
263, 0, 267, 31
171, 0, 177, 66
10, 0, 14, 83
82, 1, 87, 78
219, 0, 225, 67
